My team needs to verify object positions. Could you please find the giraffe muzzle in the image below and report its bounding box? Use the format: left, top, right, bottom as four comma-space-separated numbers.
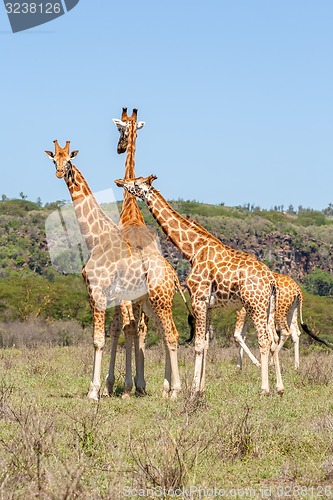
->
56, 169, 65, 178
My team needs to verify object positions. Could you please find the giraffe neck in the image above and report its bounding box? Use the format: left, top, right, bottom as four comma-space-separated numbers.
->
120, 122, 145, 228
142, 186, 220, 261
65, 165, 126, 254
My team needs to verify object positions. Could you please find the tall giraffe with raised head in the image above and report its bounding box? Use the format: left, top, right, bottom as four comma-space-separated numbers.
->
115, 175, 284, 396
107, 107, 149, 397
108, 108, 190, 398
236, 272, 333, 369
45, 142, 182, 400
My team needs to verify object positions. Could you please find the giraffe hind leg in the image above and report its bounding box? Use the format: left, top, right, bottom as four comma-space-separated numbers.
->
234, 308, 261, 369
104, 305, 123, 396
142, 298, 181, 399
134, 308, 148, 396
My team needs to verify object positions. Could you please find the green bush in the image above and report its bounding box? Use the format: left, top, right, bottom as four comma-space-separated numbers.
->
303, 269, 333, 297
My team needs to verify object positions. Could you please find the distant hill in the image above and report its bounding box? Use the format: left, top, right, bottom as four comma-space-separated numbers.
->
1, 196, 333, 344
1, 196, 333, 286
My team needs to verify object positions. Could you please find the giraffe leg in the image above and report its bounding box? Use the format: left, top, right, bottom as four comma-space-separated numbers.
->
191, 299, 208, 396
122, 321, 136, 399
234, 308, 261, 369
259, 345, 270, 395
163, 345, 172, 398
251, 314, 271, 395
104, 305, 123, 396
289, 303, 301, 369
143, 298, 181, 399
269, 313, 284, 396
88, 295, 106, 401
274, 309, 293, 361
134, 308, 148, 396
199, 327, 209, 393
199, 309, 211, 392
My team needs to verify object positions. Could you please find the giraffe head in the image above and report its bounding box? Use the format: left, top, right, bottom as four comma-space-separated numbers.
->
113, 107, 145, 154
115, 175, 157, 199
45, 140, 79, 180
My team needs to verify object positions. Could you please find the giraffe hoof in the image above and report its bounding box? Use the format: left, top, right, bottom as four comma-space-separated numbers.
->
121, 392, 131, 400
135, 387, 147, 397
170, 390, 180, 400
87, 392, 99, 401
87, 384, 100, 401
260, 389, 270, 397
276, 388, 284, 396
102, 387, 113, 397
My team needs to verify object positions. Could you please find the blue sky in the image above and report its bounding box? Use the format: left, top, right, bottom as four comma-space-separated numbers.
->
1, 1, 332, 210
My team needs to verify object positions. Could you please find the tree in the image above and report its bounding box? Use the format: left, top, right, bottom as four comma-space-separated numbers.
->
303, 269, 333, 297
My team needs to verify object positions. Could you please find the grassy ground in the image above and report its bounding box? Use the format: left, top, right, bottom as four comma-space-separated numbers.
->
0, 342, 332, 499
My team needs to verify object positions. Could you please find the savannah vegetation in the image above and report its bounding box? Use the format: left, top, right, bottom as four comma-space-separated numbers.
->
0, 195, 333, 497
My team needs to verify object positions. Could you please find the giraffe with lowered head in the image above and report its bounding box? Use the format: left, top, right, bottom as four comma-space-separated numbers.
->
45, 141, 183, 400
115, 175, 285, 396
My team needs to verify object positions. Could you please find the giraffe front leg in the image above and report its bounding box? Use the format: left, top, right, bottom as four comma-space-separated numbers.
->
88, 303, 106, 401
199, 309, 212, 392
191, 300, 208, 396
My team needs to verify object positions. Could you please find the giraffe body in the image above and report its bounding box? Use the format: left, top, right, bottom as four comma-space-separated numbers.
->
45, 143, 181, 400
236, 273, 303, 369
115, 176, 285, 395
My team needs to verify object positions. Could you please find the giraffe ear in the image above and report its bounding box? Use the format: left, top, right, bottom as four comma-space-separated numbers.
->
44, 150, 54, 159
112, 118, 127, 130
147, 174, 157, 185
137, 121, 145, 130
70, 150, 79, 159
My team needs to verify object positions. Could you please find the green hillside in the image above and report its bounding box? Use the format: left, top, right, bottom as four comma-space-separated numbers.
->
0, 196, 333, 345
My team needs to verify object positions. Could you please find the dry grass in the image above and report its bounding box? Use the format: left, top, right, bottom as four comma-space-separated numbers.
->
0, 341, 332, 498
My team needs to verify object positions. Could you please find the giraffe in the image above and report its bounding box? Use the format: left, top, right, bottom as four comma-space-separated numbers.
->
115, 175, 285, 396
106, 107, 149, 398
236, 272, 333, 369
107, 107, 190, 398
45, 142, 182, 400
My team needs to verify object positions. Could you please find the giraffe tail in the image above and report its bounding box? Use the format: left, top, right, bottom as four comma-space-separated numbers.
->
300, 323, 333, 350
173, 272, 195, 344
269, 282, 280, 350
184, 313, 196, 344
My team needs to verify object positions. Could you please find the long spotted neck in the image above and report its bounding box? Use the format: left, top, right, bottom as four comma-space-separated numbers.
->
65, 165, 126, 254
142, 186, 214, 261
119, 121, 145, 228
